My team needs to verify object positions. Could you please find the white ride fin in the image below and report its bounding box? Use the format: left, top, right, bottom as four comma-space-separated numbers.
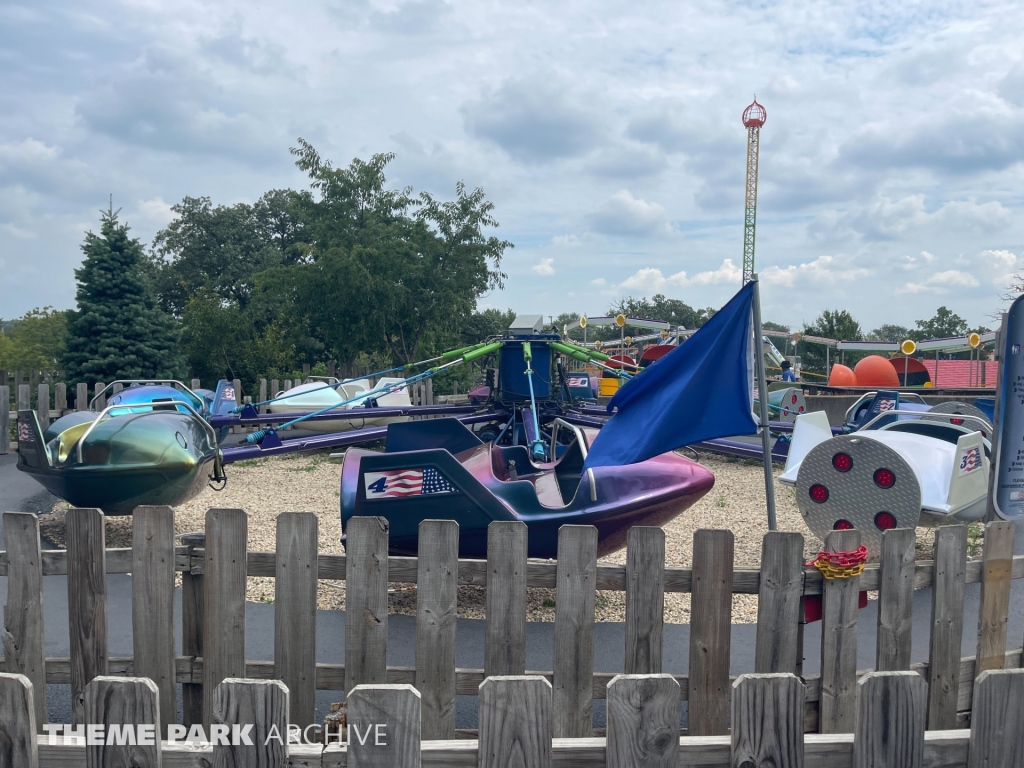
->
947, 431, 988, 514
778, 411, 833, 485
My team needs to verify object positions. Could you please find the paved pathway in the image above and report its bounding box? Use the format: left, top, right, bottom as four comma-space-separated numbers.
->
2, 454, 1022, 727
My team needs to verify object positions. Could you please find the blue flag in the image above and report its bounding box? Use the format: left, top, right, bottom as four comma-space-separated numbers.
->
583, 282, 758, 470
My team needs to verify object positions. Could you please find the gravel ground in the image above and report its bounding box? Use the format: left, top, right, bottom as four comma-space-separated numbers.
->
40, 449, 979, 624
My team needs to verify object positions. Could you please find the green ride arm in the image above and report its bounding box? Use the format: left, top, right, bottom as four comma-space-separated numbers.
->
461, 341, 503, 363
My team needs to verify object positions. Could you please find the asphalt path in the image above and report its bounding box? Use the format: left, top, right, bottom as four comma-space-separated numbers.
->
2, 453, 1023, 728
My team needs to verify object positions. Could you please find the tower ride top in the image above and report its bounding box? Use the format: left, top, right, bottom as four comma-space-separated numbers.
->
741, 98, 766, 285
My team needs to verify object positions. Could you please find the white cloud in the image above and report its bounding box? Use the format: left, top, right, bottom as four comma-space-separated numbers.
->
904, 269, 980, 293
552, 234, 582, 247
760, 255, 870, 287
618, 259, 742, 294
590, 277, 606, 286
133, 197, 177, 227
532, 257, 555, 275
588, 190, 674, 237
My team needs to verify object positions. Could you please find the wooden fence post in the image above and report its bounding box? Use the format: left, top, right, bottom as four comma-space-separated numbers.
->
94, 382, 105, 410
132, 506, 177, 737
347, 684, 422, 768
84, 677, 161, 767
202, 509, 248, 729
552, 525, 598, 738
624, 527, 665, 675
259, 379, 267, 415
180, 532, 205, 728
55, 382, 67, 416
479, 676, 552, 768
111, 383, 123, 396
346, 516, 390, 692
606, 674, 680, 768
876, 528, 916, 672
0, 672, 38, 768
927, 525, 967, 730
17, 383, 30, 411
754, 531, 803, 675
36, 383, 48, 429
689, 528, 734, 736
976, 521, 1015, 674
853, 671, 927, 768
414, 519, 459, 740
731, 673, 804, 768
968, 668, 1024, 768
485, 521, 528, 677
67, 507, 108, 726
0, 385, 8, 455
819, 528, 861, 733
212, 679, 288, 768
271, 379, 279, 399
1, 513, 47, 726
76, 382, 88, 411
191, 378, 200, 390
274, 512, 319, 729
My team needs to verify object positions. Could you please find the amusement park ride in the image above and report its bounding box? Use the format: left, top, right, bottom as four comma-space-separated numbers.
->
12, 97, 1005, 557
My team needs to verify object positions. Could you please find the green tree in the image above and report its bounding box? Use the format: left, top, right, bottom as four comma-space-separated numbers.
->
64, 209, 185, 384
462, 308, 517, 344
762, 321, 790, 333
911, 306, 968, 341
606, 294, 715, 337
870, 323, 911, 343
0, 307, 68, 370
801, 309, 864, 375
149, 190, 309, 317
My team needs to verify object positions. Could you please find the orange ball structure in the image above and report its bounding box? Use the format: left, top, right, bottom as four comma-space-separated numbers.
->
828, 364, 857, 387
853, 355, 901, 387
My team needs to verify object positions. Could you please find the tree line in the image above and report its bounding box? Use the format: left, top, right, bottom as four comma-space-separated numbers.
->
0, 140, 994, 392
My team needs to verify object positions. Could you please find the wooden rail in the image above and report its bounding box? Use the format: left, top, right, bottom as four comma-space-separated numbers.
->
0, 508, 1020, 752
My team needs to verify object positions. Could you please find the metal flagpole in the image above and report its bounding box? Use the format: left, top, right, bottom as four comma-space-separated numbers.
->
751, 274, 778, 530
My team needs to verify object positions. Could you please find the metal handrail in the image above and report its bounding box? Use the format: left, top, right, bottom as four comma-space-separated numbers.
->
75, 400, 219, 465
88, 380, 205, 410
859, 408, 992, 435
549, 417, 597, 502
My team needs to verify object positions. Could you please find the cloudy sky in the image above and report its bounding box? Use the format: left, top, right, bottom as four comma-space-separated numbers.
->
2, 0, 1022, 332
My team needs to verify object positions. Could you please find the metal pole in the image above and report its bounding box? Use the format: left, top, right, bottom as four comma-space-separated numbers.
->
751, 274, 777, 530
986, 313, 1008, 522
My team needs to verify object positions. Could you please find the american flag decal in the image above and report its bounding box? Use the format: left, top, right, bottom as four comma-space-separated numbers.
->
18, 420, 33, 443
364, 468, 456, 499
877, 398, 896, 413
958, 445, 982, 475
223, 387, 235, 401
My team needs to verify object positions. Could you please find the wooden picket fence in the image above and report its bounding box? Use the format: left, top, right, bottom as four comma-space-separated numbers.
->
0, 509, 1021, 766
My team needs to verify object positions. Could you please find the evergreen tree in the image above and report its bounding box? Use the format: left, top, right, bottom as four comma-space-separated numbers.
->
64, 208, 185, 383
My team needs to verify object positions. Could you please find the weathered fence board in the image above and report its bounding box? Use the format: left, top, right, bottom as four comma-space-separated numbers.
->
876, 528, 916, 672
274, 512, 319, 728
818, 528, 861, 734
731, 673, 804, 768
18, 383, 30, 411
346, 516, 390, 691
0, 385, 8, 454
968, 668, 1024, 768
853, 672, 927, 768
0, 672, 38, 768
348, 684, 421, 768
180, 532, 205, 727
552, 525, 598, 739
132, 506, 176, 736
689, 528, 734, 736
84, 676, 161, 768
479, 676, 552, 768
624, 527, 664, 675
414, 520, 459, 740
484, 521, 528, 677
754, 531, 804, 675
76, 383, 88, 412
976, 521, 1014, 674
1, 512, 47, 725
606, 674, 679, 768
202, 509, 248, 729
67, 508, 108, 727
211, 679, 288, 768
94, 382, 105, 410
37, 383, 49, 429
55, 383, 66, 416
927, 525, 967, 730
